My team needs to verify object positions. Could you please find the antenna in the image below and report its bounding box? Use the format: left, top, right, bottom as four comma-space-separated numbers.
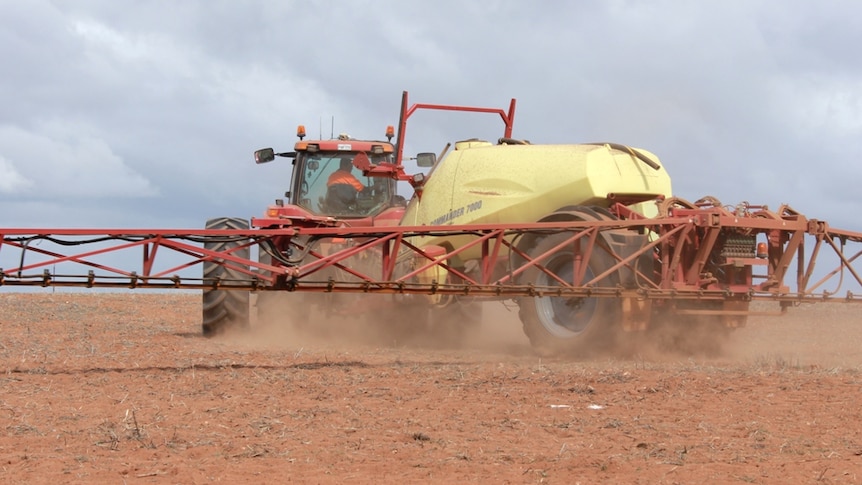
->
330, 116, 334, 139
318, 117, 322, 139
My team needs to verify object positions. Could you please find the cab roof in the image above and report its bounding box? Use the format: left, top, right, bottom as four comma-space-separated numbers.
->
294, 138, 395, 153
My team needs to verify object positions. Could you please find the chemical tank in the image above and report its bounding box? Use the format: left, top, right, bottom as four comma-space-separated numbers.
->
399, 138, 673, 355
401, 139, 673, 259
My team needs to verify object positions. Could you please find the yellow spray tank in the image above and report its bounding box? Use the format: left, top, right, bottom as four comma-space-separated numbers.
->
388, 92, 677, 354
401, 138, 672, 262
397, 135, 672, 355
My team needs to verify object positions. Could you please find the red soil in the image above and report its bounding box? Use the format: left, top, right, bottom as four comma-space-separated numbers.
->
1, 293, 861, 484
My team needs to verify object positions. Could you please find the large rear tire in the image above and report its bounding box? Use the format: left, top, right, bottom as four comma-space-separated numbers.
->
517, 232, 619, 356
202, 217, 251, 337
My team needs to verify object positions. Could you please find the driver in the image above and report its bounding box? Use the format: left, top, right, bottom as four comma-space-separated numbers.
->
326, 158, 366, 210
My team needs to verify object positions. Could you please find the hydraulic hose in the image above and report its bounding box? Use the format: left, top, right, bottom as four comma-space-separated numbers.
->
587, 142, 661, 171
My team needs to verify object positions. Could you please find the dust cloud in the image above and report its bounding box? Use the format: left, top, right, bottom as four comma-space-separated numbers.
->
229, 294, 862, 368
229, 294, 532, 356
615, 301, 862, 368
723, 302, 862, 368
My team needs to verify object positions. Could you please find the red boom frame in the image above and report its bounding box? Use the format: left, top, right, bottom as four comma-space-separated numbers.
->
3, 199, 862, 312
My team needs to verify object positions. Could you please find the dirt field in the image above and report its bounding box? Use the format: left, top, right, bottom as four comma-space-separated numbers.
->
1, 292, 862, 484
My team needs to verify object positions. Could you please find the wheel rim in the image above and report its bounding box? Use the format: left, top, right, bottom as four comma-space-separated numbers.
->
534, 252, 598, 338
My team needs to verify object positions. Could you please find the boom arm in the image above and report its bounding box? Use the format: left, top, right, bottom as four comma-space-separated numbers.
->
3, 198, 862, 310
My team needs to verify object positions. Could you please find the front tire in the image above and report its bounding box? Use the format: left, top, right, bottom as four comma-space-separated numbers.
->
517, 232, 619, 356
202, 217, 251, 336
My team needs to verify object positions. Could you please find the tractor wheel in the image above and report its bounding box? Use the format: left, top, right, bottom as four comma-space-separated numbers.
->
517, 232, 619, 356
202, 217, 251, 337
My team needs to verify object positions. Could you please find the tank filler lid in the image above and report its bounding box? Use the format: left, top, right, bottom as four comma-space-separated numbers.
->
454, 139, 492, 150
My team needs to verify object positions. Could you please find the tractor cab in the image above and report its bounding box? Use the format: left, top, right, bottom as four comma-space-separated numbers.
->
292, 146, 396, 218
253, 125, 413, 225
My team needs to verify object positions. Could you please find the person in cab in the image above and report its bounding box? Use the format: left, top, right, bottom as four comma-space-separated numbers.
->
326, 157, 366, 211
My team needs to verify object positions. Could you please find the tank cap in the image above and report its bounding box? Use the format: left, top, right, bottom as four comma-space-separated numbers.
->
454, 139, 492, 150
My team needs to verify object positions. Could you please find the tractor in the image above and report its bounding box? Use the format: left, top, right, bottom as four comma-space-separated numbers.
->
202, 123, 436, 338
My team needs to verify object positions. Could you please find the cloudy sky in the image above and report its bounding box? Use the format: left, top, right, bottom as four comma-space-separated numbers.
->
1, 0, 861, 233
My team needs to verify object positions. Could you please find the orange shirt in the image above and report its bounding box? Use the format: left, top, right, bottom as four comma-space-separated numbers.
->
327, 170, 364, 191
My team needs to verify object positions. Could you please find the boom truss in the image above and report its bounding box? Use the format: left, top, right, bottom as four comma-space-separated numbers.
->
3, 199, 862, 306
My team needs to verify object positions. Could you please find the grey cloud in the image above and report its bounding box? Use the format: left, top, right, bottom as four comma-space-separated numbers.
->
0, 122, 158, 198
0, 155, 32, 193
0, 0, 859, 231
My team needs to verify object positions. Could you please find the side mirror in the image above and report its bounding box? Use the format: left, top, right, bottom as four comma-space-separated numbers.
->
416, 152, 436, 168
254, 148, 275, 164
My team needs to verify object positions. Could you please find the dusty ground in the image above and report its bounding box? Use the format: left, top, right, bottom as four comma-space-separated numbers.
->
1, 292, 862, 484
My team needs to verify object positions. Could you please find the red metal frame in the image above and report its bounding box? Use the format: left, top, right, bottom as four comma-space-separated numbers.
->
393, 91, 517, 173
4, 200, 862, 308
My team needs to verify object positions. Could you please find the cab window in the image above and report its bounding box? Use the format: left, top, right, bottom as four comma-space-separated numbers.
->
294, 151, 393, 217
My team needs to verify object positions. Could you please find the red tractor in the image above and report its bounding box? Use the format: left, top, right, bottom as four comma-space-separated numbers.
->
202, 124, 434, 336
